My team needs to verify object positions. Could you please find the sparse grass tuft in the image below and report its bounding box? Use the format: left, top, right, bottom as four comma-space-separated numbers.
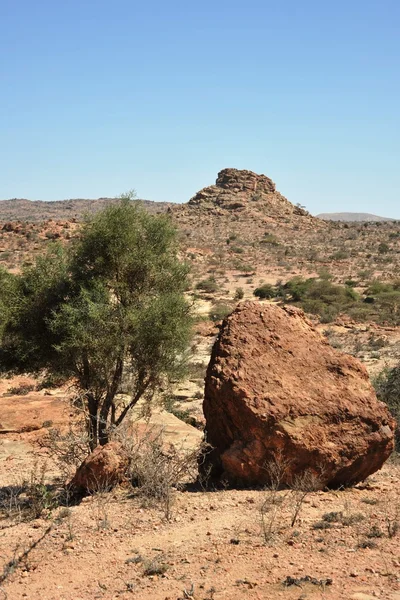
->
142, 557, 169, 577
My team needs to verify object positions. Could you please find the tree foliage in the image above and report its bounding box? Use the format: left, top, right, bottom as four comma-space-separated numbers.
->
374, 366, 400, 452
0, 198, 192, 448
253, 283, 275, 299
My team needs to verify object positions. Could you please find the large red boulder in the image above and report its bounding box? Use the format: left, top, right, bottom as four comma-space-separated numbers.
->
202, 302, 395, 487
70, 442, 128, 493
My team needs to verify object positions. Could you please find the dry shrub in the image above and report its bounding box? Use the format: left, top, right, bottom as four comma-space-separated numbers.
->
290, 469, 323, 527
259, 452, 324, 543
142, 555, 169, 576
25, 462, 57, 518
114, 424, 205, 520
259, 454, 292, 543
381, 494, 400, 539
0, 462, 57, 522
0, 483, 27, 522
86, 476, 115, 530
45, 423, 92, 480
6, 383, 35, 396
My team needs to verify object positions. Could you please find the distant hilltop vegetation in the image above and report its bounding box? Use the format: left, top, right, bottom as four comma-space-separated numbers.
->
317, 212, 395, 222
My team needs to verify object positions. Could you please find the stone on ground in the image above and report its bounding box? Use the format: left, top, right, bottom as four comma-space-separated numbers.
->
202, 302, 395, 487
70, 441, 128, 493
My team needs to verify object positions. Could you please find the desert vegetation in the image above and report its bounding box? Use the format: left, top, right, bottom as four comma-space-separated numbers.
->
0, 169, 399, 600
374, 365, 400, 450
0, 196, 192, 449
253, 274, 400, 325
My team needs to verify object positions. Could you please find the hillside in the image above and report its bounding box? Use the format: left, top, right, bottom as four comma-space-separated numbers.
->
171, 167, 327, 269
170, 168, 400, 288
2, 168, 400, 292
0, 197, 170, 222
317, 212, 395, 222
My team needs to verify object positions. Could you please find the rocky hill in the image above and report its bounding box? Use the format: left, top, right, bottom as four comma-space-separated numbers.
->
171, 167, 324, 244
186, 168, 307, 217
169, 167, 331, 277
181, 168, 311, 219
1, 168, 400, 293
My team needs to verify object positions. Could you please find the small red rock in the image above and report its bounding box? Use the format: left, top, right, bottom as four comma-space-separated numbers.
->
70, 441, 128, 493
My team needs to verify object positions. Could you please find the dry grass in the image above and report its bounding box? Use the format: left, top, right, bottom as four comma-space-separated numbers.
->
114, 424, 208, 520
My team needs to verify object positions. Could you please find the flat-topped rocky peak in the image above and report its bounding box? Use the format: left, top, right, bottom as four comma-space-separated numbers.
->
215, 168, 276, 194
187, 168, 305, 218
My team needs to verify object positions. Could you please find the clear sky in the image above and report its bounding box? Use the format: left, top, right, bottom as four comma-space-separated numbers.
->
1, 0, 399, 216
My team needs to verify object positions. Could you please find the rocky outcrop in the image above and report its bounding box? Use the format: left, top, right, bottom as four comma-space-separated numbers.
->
187, 168, 304, 218
202, 302, 395, 488
70, 442, 128, 493
215, 168, 276, 194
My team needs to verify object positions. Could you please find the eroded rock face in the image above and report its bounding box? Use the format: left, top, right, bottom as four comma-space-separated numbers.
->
215, 168, 276, 194
202, 302, 395, 487
187, 168, 304, 217
70, 442, 128, 493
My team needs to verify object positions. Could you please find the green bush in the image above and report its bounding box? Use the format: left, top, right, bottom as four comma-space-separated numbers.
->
301, 300, 338, 323
279, 276, 311, 301
196, 277, 218, 293
231, 260, 255, 273
7, 383, 35, 396
260, 234, 280, 246
231, 245, 244, 254
226, 233, 238, 244
271, 275, 400, 325
330, 250, 350, 260
364, 280, 400, 324
378, 242, 390, 254
209, 303, 232, 322
367, 280, 393, 295
234, 287, 244, 300
275, 276, 359, 322
253, 283, 276, 299
374, 366, 400, 451
317, 268, 333, 281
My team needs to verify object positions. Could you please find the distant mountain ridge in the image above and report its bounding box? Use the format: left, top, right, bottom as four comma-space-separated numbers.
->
0, 197, 171, 222
317, 212, 395, 222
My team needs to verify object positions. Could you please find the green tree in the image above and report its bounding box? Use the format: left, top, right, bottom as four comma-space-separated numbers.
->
0, 197, 192, 449
0, 267, 17, 337
374, 366, 400, 451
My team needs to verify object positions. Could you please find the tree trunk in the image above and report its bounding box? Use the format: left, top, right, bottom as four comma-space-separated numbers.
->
98, 359, 124, 446
98, 403, 111, 446
115, 381, 149, 427
86, 392, 99, 451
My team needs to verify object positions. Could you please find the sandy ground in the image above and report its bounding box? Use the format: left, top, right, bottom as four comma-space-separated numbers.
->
0, 383, 399, 600
0, 463, 399, 600
1, 321, 400, 600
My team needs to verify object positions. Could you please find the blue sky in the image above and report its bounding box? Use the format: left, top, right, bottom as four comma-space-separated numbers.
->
1, 0, 399, 216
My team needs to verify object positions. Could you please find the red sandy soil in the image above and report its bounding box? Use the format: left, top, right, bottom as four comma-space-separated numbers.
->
0, 464, 399, 600
0, 381, 399, 600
